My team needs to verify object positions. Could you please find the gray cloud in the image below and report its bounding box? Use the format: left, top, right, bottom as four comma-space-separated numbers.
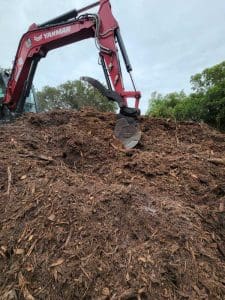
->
0, 0, 225, 113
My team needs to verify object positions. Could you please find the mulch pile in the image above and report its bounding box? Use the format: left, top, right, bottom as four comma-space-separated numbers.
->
0, 109, 225, 300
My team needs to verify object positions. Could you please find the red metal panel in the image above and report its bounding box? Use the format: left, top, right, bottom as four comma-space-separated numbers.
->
3, 0, 141, 111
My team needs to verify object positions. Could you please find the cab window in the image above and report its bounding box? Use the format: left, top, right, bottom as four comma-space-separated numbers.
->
0, 87, 4, 98
0, 77, 5, 98
24, 89, 36, 112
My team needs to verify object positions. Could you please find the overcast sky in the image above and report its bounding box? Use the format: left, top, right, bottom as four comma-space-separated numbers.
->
1, 0, 225, 113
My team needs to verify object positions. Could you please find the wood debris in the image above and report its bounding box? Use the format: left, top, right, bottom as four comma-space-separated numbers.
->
0, 109, 224, 299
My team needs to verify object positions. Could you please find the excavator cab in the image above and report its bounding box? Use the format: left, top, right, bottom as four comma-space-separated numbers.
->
0, 69, 39, 121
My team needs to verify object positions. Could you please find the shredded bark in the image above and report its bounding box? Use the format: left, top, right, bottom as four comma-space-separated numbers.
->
0, 109, 225, 299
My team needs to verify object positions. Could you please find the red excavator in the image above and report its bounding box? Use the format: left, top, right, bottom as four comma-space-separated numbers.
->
1, 0, 141, 148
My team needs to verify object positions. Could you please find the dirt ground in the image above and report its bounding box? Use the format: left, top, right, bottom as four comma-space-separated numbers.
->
0, 109, 225, 300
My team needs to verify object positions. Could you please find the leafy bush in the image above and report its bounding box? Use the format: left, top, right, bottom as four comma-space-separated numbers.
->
37, 80, 117, 113
147, 61, 225, 131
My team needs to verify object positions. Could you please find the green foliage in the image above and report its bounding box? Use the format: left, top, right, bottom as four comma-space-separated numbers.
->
190, 62, 225, 129
37, 80, 117, 113
147, 91, 187, 118
147, 61, 225, 131
191, 61, 225, 92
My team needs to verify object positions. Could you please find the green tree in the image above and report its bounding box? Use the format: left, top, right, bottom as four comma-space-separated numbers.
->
147, 91, 187, 118
37, 86, 62, 111
147, 61, 225, 131
173, 93, 203, 121
190, 62, 225, 129
37, 80, 117, 112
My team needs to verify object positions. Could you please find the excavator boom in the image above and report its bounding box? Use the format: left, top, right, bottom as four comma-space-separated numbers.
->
2, 0, 141, 148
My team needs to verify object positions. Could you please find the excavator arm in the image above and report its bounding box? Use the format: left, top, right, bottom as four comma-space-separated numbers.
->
3, 0, 141, 148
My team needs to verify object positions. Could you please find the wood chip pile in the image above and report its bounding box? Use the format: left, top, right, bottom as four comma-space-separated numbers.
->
0, 109, 225, 299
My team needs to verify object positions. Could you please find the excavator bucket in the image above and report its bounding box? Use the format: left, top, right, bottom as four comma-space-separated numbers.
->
114, 117, 141, 149
81, 76, 141, 149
